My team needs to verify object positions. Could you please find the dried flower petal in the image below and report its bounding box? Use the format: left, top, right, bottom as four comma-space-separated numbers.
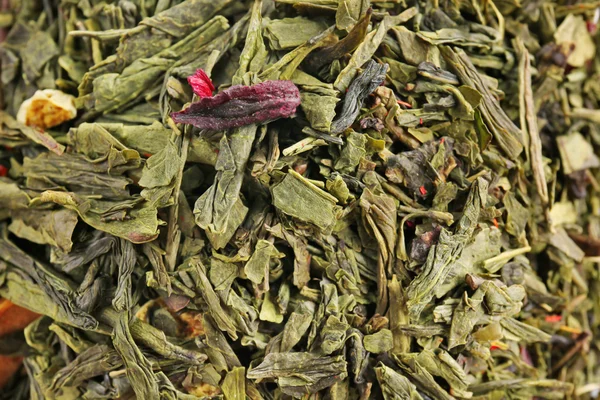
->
171, 80, 301, 130
187, 69, 215, 98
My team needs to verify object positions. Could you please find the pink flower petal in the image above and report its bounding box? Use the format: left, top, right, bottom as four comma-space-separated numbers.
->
187, 69, 215, 98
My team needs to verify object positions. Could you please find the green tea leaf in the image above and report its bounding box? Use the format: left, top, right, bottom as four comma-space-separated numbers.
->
247, 352, 347, 396
272, 170, 340, 231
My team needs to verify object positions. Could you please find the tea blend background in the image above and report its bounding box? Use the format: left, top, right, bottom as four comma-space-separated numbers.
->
0, 0, 599, 398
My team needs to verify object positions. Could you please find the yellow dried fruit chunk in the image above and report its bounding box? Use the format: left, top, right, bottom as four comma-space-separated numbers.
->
17, 89, 77, 130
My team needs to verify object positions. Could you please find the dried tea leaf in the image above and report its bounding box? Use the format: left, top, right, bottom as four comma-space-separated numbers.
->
33, 191, 160, 244
441, 47, 524, 159
8, 209, 78, 252
334, 8, 417, 92
112, 312, 160, 400
272, 170, 340, 231
363, 329, 393, 354
265, 17, 328, 50
51, 345, 122, 390
330, 60, 388, 134
407, 178, 486, 320
244, 240, 284, 288
293, 70, 339, 132
0, 111, 65, 155
247, 352, 347, 396
335, 0, 370, 32
138, 141, 183, 189
376, 363, 423, 400
556, 132, 600, 175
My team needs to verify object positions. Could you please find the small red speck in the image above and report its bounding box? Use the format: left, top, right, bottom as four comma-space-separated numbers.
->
493, 218, 499, 228
143, 152, 152, 158
419, 186, 427, 196
214, 149, 219, 154
346, 88, 349, 93
419, 118, 423, 125
587, 21, 597, 34
397, 100, 412, 108
440, 137, 445, 144
406, 220, 415, 228
545, 315, 562, 323
294, 163, 308, 174
490, 345, 500, 351
0, 165, 7, 177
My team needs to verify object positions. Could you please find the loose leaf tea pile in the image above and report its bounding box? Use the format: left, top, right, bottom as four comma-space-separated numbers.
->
2, 0, 600, 399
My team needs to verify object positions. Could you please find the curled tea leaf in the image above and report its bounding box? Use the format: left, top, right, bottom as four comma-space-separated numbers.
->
330, 60, 388, 134
247, 352, 347, 397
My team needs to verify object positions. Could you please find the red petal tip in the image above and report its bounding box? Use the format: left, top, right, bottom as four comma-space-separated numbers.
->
187, 69, 215, 98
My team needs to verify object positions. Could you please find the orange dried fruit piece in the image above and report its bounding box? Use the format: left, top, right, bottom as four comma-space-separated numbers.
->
0, 299, 40, 337
0, 355, 24, 388
16, 89, 77, 130
0, 299, 40, 389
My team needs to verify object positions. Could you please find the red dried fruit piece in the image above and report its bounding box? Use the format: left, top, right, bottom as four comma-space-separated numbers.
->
188, 69, 215, 98
171, 80, 301, 131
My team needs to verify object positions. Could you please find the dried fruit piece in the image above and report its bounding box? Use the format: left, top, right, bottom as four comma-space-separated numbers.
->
0, 299, 40, 388
0, 299, 40, 336
16, 89, 77, 130
0, 356, 23, 388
